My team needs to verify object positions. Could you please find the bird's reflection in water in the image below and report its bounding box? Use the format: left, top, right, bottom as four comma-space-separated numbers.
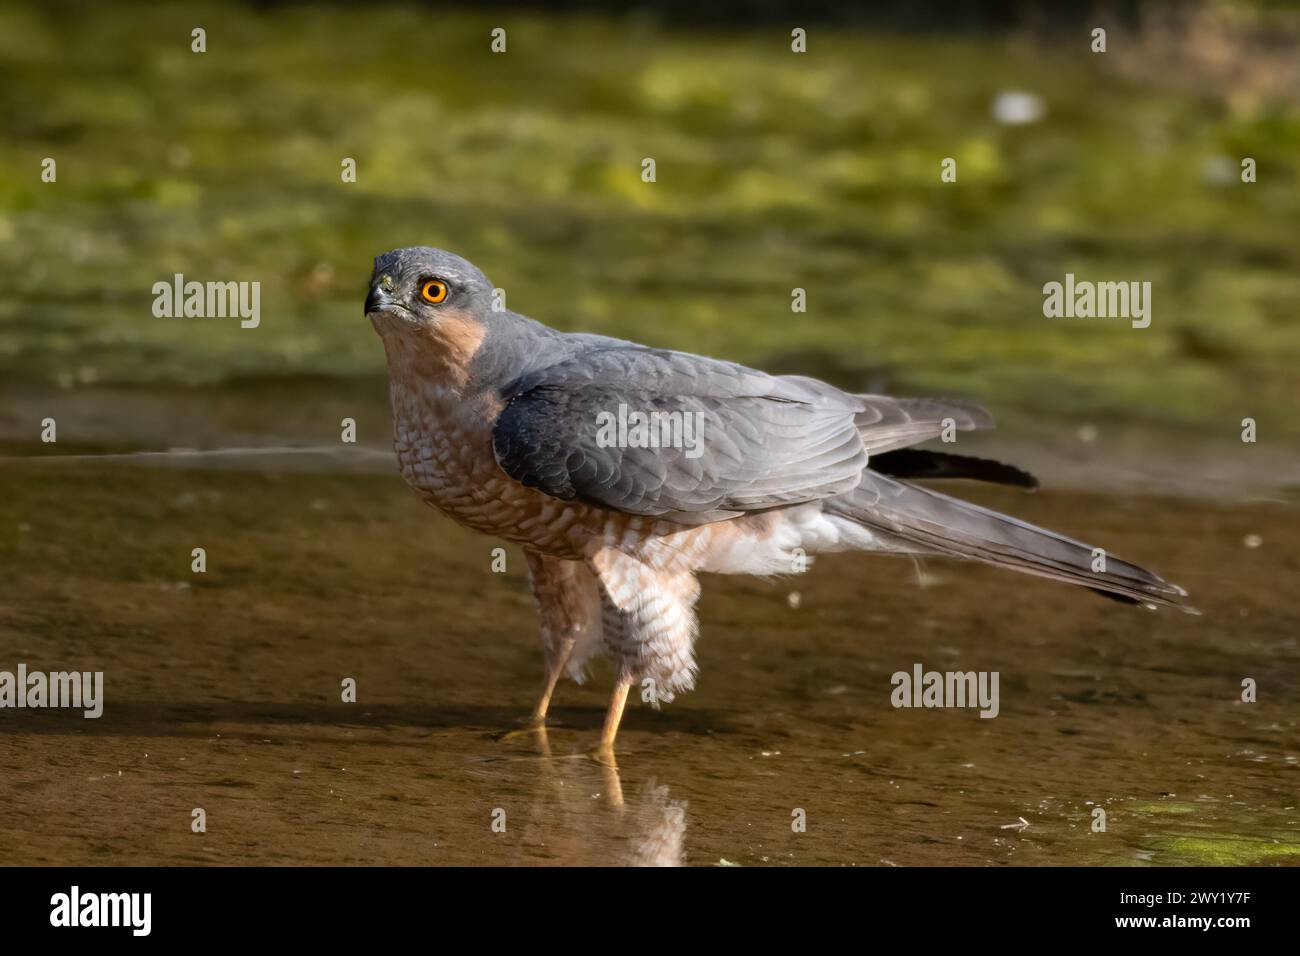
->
623, 780, 688, 866
514, 727, 688, 866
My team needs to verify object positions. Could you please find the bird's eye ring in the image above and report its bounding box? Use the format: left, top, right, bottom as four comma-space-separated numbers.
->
420, 279, 449, 304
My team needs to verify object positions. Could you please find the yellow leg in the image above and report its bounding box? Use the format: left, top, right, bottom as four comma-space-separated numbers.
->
596, 675, 633, 761
497, 639, 574, 743
530, 637, 574, 725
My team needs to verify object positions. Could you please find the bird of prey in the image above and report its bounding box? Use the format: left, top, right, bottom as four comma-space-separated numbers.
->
365, 247, 1191, 757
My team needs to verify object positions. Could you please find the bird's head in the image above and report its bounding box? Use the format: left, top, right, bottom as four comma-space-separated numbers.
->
365, 247, 506, 387
365, 246, 494, 330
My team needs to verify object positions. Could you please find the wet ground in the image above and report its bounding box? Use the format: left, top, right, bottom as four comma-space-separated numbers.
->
1, 388, 1296, 866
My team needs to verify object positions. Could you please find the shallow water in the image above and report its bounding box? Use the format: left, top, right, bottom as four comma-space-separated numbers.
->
1, 410, 1296, 866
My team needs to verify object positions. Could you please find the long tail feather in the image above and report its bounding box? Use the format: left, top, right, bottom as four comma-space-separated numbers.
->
828, 471, 1194, 611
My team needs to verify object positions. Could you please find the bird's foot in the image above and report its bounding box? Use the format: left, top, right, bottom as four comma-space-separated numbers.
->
492, 714, 551, 743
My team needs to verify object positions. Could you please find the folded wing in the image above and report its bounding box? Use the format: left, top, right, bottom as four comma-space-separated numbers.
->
492, 348, 869, 522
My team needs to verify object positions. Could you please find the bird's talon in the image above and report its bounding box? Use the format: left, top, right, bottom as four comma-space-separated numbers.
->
493, 721, 546, 743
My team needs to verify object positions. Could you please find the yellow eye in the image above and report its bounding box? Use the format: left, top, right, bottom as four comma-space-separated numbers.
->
420, 279, 449, 304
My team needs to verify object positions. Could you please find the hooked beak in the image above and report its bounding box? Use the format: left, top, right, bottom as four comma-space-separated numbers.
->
364, 284, 389, 316
365, 274, 398, 316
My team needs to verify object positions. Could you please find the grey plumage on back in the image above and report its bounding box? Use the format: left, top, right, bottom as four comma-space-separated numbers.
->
493, 346, 870, 522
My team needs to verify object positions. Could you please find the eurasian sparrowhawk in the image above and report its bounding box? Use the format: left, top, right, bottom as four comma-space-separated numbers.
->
365, 247, 1191, 756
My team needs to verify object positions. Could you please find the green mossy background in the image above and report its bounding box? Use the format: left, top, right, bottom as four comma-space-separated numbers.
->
1, 2, 1297, 439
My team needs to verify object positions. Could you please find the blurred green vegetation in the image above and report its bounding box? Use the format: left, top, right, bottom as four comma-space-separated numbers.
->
1, 2, 1297, 437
